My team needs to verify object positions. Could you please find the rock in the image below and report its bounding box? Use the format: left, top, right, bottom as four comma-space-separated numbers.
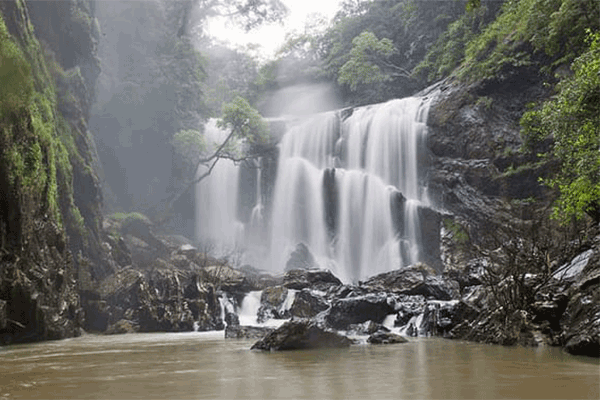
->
225, 325, 274, 339
251, 320, 353, 351
257, 286, 290, 323
83, 267, 223, 333
289, 289, 329, 319
0, 300, 6, 330
283, 269, 343, 291
237, 265, 283, 290
285, 243, 318, 271
105, 319, 138, 335
367, 332, 408, 345
347, 321, 389, 336
560, 271, 600, 357
225, 312, 240, 327
394, 296, 427, 326
325, 293, 396, 330
362, 264, 459, 300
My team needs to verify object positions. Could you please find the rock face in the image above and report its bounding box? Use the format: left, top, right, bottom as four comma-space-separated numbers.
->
283, 269, 342, 291
251, 320, 353, 351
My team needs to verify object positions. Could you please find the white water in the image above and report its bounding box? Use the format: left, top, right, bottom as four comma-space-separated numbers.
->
196, 97, 432, 282
195, 120, 244, 254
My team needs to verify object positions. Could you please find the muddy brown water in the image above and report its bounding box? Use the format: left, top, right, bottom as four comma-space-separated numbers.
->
0, 332, 598, 399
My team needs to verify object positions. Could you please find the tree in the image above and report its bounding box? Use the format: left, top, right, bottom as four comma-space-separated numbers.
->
156, 96, 269, 224
521, 30, 600, 223
178, 0, 288, 37
337, 31, 410, 91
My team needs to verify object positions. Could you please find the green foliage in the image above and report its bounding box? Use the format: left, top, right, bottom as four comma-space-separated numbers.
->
521, 31, 600, 222
109, 211, 150, 224
459, 0, 599, 81
338, 31, 395, 91
217, 96, 268, 145
443, 218, 469, 246
413, 8, 487, 83
0, 16, 34, 115
172, 129, 206, 164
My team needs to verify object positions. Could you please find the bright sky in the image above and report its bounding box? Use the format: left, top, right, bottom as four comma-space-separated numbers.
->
205, 0, 343, 59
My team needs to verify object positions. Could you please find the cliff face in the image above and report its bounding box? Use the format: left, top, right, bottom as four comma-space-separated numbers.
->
0, 0, 111, 344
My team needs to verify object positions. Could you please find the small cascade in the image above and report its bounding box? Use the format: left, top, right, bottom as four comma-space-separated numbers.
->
237, 291, 262, 326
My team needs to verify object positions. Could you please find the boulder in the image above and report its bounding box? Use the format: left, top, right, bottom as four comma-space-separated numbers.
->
251, 320, 353, 351
285, 243, 318, 271
394, 295, 427, 326
347, 320, 389, 336
105, 319, 138, 335
362, 264, 459, 300
367, 332, 408, 345
289, 289, 329, 319
257, 285, 290, 323
284, 269, 342, 291
325, 293, 396, 330
560, 267, 600, 357
237, 265, 283, 290
225, 325, 274, 339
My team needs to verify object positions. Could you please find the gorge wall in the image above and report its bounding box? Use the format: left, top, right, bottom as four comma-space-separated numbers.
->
0, 0, 114, 344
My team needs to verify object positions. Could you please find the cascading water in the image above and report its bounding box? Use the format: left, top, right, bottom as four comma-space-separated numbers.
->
195, 120, 244, 253
195, 96, 432, 282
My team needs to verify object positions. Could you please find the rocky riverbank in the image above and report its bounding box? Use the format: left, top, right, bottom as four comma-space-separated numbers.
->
74, 214, 598, 357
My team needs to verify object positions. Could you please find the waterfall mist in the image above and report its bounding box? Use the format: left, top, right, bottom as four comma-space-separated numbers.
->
195, 96, 433, 282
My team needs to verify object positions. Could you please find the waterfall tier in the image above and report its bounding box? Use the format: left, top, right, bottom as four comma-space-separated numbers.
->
195, 97, 434, 282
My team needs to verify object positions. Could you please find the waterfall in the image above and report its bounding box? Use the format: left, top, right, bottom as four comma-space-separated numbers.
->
195, 120, 244, 254
195, 96, 432, 282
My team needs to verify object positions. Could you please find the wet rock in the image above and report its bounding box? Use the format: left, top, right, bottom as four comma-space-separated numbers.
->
257, 286, 290, 323
225, 312, 240, 327
237, 265, 282, 290
251, 320, 353, 351
362, 264, 459, 300
560, 267, 600, 357
394, 296, 427, 326
83, 267, 223, 333
225, 325, 274, 339
0, 300, 6, 330
289, 289, 329, 319
285, 243, 318, 271
325, 293, 396, 330
347, 321, 389, 336
367, 332, 408, 345
105, 319, 138, 335
283, 269, 342, 291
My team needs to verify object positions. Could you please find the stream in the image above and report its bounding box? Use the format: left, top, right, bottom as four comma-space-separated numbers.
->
1, 332, 598, 399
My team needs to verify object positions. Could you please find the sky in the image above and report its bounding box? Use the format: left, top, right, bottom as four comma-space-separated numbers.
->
204, 0, 344, 59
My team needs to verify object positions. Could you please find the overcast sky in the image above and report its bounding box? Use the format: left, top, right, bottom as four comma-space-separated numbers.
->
205, 0, 343, 58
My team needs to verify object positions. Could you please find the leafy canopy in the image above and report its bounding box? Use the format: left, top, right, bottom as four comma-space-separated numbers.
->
521, 30, 600, 223
217, 95, 268, 145
338, 31, 396, 91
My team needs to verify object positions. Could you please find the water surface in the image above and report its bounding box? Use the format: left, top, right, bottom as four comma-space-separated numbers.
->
0, 332, 597, 399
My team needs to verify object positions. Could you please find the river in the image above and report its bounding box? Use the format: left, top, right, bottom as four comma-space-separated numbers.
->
0, 332, 598, 399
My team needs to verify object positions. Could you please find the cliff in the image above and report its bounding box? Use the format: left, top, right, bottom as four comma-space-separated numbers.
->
0, 0, 112, 344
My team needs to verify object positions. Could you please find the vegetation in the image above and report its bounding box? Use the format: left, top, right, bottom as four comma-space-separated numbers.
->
521, 31, 600, 223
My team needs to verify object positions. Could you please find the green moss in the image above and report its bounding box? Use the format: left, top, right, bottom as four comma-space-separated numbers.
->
0, 12, 34, 115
